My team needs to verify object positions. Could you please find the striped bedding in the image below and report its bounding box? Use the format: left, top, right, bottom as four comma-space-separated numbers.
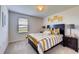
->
28, 33, 63, 54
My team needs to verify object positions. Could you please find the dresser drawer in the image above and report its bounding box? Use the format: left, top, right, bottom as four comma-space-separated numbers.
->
67, 39, 77, 49
63, 36, 78, 52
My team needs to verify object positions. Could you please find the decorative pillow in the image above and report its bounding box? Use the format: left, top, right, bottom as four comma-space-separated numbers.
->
54, 28, 60, 35
43, 30, 51, 35
51, 28, 55, 35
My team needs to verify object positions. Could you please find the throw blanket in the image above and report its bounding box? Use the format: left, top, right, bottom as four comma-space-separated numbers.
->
38, 35, 63, 54
28, 33, 63, 54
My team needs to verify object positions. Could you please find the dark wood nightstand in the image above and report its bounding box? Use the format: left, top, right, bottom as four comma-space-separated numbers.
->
63, 36, 78, 52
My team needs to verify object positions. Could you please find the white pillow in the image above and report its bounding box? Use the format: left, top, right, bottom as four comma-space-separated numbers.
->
43, 30, 51, 35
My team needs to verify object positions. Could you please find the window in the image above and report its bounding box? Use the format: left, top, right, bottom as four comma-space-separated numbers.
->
18, 18, 28, 33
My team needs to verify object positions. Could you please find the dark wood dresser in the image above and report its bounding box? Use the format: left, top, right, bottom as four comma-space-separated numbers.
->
63, 36, 78, 52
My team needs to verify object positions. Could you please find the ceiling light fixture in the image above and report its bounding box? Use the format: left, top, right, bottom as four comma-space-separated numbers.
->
36, 5, 46, 12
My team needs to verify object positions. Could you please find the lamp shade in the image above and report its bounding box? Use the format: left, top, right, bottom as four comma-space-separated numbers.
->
69, 24, 75, 29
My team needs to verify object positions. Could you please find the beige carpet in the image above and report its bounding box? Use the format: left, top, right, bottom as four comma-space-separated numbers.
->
5, 40, 77, 54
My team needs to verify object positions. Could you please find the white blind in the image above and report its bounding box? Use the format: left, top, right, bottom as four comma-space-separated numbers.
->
18, 18, 28, 33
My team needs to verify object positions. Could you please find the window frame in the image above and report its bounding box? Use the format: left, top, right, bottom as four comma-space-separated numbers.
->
17, 17, 29, 33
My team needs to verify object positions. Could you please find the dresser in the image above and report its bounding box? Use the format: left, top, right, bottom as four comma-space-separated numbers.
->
63, 36, 78, 52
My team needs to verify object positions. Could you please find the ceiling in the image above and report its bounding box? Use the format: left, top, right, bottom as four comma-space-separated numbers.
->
7, 5, 77, 18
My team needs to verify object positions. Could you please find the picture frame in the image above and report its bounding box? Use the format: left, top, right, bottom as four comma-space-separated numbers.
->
2, 12, 6, 27
58, 16, 63, 21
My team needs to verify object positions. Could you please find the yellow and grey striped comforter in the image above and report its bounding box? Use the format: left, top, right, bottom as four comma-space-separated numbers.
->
28, 33, 63, 54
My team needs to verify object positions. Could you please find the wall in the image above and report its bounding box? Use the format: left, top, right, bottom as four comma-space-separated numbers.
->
43, 6, 79, 26
0, 6, 9, 53
9, 11, 43, 42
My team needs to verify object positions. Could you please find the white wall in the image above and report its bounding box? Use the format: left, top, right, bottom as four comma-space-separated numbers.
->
0, 6, 9, 53
43, 6, 79, 26
9, 11, 43, 43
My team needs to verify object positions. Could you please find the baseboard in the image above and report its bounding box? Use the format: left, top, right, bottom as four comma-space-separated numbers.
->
9, 39, 27, 44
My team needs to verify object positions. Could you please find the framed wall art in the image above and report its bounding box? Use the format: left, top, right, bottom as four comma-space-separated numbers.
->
2, 12, 6, 27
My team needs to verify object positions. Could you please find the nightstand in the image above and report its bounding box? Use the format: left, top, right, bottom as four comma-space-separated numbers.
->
63, 36, 78, 52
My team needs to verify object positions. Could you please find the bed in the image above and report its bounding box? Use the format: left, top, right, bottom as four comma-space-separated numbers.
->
27, 24, 65, 54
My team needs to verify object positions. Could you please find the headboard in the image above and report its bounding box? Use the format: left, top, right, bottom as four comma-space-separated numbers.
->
47, 24, 65, 35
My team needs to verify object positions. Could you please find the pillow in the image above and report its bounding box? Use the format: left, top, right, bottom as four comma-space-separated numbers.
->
43, 30, 51, 35
54, 28, 60, 35
51, 28, 55, 35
